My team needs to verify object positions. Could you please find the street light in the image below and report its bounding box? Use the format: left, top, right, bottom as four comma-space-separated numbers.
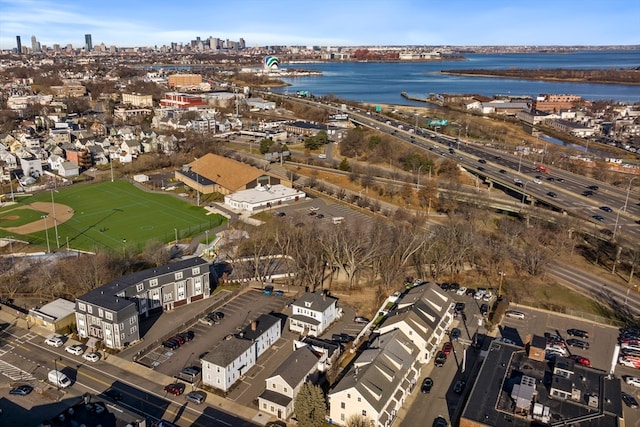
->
416, 165, 423, 190
50, 189, 60, 248
194, 157, 200, 207
205, 230, 209, 247
174, 228, 178, 245
623, 176, 638, 212
41, 215, 50, 253
613, 205, 625, 240
498, 271, 506, 297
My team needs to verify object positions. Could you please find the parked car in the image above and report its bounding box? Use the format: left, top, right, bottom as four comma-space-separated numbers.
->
442, 342, 453, 355
450, 328, 461, 342
65, 345, 84, 356
568, 355, 591, 366
454, 302, 466, 313
566, 339, 590, 349
162, 339, 180, 350
199, 316, 215, 326
185, 390, 207, 405
567, 329, 589, 339
480, 303, 489, 317
454, 380, 466, 394
624, 376, 640, 388
432, 417, 448, 427
455, 286, 468, 295
421, 377, 434, 393
263, 285, 274, 296
45, 336, 63, 347
434, 351, 447, 367
332, 333, 354, 343
164, 383, 186, 396
354, 316, 370, 324
178, 330, 195, 341
546, 346, 568, 357
83, 352, 100, 362
505, 310, 526, 320
9, 385, 33, 396
622, 392, 639, 408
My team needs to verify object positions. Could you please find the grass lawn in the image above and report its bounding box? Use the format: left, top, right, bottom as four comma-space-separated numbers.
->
0, 180, 225, 253
0, 207, 48, 227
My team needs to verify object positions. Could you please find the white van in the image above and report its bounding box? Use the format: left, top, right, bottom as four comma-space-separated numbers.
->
48, 370, 72, 389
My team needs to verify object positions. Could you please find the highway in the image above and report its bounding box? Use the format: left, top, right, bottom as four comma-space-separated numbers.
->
261, 91, 640, 242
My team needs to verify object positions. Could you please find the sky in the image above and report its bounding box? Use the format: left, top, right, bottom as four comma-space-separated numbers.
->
1, 0, 639, 50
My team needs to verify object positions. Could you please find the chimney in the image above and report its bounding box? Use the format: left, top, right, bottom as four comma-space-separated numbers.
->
323, 293, 326, 301
251, 320, 257, 331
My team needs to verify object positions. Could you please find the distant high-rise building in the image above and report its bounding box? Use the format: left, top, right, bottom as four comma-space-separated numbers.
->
85, 34, 93, 51
16, 36, 21, 54
31, 35, 40, 52
239, 38, 245, 49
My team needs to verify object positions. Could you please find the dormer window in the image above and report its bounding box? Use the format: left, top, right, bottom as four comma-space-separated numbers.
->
305, 301, 312, 308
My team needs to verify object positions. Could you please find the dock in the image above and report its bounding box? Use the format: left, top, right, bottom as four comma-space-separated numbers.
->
400, 92, 443, 106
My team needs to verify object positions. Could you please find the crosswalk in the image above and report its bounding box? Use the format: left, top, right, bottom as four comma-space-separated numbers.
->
0, 359, 37, 382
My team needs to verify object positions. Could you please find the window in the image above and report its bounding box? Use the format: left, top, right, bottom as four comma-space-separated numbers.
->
272, 384, 276, 389
357, 397, 361, 402
130, 326, 137, 334
175, 272, 183, 280
263, 403, 267, 409
284, 387, 288, 393
192, 267, 200, 275
347, 394, 351, 398
136, 283, 144, 292
340, 414, 345, 421
149, 278, 158, 287
105, 311, 113, 321
98, 308, 104, 318
129, 317, 136, 325
341, 402, 345, 409
362, 410, 367, 416
87, 305, 93, 314
177, 281, 186, 300
78, 302, 86, 312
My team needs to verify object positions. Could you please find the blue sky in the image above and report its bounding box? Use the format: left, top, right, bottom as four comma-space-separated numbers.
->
1, 0, 639, 50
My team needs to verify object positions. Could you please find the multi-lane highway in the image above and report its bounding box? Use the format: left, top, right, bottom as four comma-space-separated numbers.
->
262, 91, 640, 241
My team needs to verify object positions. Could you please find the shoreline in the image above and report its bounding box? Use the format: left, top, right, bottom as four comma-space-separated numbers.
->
439, 71, 640, 86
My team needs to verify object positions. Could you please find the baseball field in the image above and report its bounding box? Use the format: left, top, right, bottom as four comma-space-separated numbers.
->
0, 180, 225, 253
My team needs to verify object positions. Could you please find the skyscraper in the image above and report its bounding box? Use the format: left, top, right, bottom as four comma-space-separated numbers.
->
85, 34, 93, 51
16, 36, 21, 54
31, 35, 39, 52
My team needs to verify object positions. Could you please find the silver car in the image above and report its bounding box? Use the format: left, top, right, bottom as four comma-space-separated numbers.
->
185, 391, 206, 404
505, 310, 525, 320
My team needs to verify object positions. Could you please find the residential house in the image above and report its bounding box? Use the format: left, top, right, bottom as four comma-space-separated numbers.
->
59, 161, 79, 177
376, 282, 454, 363
328, 329, 421, 427
289, 291, 341, 337
201, 313, 281, 392
75, 257, 210, 350
258, 345, 320, 420
19, 156, 42, 178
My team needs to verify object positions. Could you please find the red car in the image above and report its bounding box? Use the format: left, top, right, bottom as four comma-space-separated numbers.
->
568, 355, 591, 367
164, 383, 185, 396
442, 342, 453, 355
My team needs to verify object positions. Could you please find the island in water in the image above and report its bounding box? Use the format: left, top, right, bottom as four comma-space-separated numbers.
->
440, 68, 640, 85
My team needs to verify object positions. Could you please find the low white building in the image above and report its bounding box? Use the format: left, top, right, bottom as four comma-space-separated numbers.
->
224, 184, 306, 212
201, 313, 281, 392
289, 291, 341, 337
258, 345, 320, 420
201, 337, 255, 392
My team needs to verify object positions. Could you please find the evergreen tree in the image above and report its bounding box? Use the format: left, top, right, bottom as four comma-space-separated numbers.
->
294, 382, 326, 427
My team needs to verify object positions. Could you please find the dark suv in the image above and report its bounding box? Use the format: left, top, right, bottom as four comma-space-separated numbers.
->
434, 351, 447, 367
567, 329, 589, 339
480, 303, 489, 317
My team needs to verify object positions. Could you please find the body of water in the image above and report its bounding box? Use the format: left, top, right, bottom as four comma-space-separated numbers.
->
275, 50, 640, 105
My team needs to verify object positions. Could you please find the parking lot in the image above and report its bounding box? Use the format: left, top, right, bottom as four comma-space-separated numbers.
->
272, 197, 374, 228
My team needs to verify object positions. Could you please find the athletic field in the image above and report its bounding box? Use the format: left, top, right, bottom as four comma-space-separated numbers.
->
0, 180, 225, 253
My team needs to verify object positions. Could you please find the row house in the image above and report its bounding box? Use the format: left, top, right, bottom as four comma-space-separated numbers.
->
201, 313, 281, 392
376, 282, 454, 364
75, 257, 210, 350
328, 329, 421, 427
289, 291, 341, 337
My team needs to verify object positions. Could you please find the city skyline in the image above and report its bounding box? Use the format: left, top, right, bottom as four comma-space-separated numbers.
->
1, 0, 639, 51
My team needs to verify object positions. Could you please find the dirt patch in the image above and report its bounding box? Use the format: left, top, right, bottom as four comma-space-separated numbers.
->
4, 202, 74, 234
2, 215, 20, 221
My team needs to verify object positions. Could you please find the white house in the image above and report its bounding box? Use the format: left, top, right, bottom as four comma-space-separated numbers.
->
59, 161, 79, 177
201, 313, 282, 392
201, 337, 255, 392
241, 313, 282, 359
289, 292, 341, 337
258, 345, 320, 420
328, 329, 421, 427
377, 282, 454, 363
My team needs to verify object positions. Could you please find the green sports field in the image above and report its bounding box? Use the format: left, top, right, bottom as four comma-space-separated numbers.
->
0, 180, 225, 253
